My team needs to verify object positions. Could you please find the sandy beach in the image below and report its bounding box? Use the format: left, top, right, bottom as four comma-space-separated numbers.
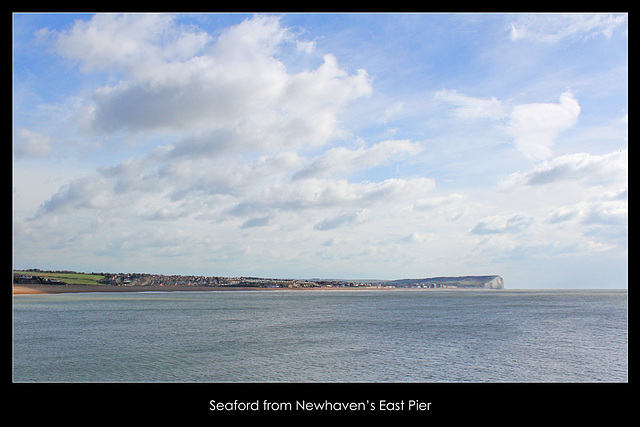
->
12, 284, 276, 294
12, 283, 411, 295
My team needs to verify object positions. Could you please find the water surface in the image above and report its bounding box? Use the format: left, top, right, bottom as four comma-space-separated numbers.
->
13, 289, 628, 382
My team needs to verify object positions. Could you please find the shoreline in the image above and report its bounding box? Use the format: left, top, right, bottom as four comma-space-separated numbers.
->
12, 283, 413, 295
12, 284, 626, 295
12, 284, 294, 294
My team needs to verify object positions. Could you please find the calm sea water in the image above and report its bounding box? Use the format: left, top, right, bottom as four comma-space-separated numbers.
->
12, 289, 627, 382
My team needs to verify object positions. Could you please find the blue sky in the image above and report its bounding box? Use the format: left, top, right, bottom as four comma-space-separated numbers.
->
13, 13, 628, 288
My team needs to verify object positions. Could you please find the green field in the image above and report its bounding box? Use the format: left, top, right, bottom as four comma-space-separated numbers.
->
13, 270, 105, 285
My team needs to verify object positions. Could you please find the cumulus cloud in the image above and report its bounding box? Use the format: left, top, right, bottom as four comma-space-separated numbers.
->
37, 175, 112, 215
32, 15, 385, 227
229, 177, 436, 218
55, 14, 371, 154
507, 91, 580, 160
548, 199, 627, 226
434, 89, 583, 160
314, 210, 368, 231
545, 195, 627, 253
547, 205, 581, 224
293, 139, 422, 179
471, 213, 533, 235
39, 15, 435, 242
54, 14, 189, 75
501, 150, 627, 188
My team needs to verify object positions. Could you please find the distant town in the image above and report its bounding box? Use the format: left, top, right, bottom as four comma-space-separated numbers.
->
13, 268, 504, 290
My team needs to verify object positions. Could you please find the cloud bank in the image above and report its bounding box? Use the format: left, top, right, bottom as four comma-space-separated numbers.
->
13, 13, 627, 287
28, 15, 436, 268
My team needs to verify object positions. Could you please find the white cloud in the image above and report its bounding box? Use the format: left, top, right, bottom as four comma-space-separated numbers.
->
471, 213, 534, 235
32, 14, 379, 225
507, 91, 580, 159
37, 175, 113, 215
56, 14, 371, 155
14, 128, 53, 158
13, 14, 627, 286
229, 177, 436, 218
509, 14, 627, 43
433, 89, 582, 160
413, 193, 466, 211
547, 205, 581, 224
398, 231, 426, 244
490, 147, 627, 242
582, 200, 628, 226
54, 14, 209, 76
314, 210, 368, 231
296, 40, 316, 54
293, 139, 422, 179
501, 150, 627, 188
547, 199, 627, 227
434, 89, 506, 120
382, 101, 404, 123
543, 195, 628, 255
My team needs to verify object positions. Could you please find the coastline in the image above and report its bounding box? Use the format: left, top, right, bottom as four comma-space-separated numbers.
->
12, 283, 409, 295
12, 284, 279, 294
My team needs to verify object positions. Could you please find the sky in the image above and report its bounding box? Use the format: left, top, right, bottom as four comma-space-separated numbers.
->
12, 13, 628, 288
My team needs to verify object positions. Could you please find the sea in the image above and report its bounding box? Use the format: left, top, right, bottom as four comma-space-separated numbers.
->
12, 289, 627, 383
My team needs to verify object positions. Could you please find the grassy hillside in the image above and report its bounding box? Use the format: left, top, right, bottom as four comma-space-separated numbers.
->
13, 270, 105, 286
